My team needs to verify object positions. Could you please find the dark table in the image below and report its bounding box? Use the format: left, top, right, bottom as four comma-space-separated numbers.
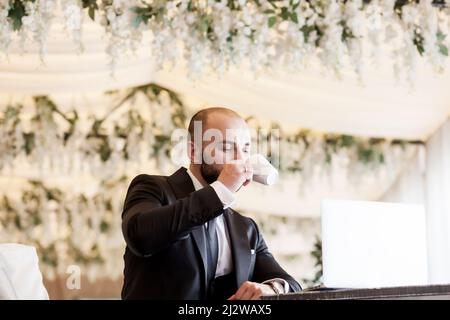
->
261, 284, 450, 300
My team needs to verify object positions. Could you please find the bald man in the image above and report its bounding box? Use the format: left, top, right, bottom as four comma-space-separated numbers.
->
121, 107, 301, 300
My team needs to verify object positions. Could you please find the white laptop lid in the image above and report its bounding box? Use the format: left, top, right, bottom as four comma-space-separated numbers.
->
321, 199, 428, 289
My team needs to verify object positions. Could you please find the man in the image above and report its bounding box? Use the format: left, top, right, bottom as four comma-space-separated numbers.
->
121, 107, 301, 300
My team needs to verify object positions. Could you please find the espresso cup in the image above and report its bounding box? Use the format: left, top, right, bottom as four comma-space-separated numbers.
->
250, 154, 279, 186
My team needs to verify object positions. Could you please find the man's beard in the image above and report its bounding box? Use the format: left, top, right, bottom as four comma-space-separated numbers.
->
200, 164, 221, 184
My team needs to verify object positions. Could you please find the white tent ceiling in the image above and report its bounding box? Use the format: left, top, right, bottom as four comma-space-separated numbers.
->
153, 63, 450, 141
1, 20, 450, 141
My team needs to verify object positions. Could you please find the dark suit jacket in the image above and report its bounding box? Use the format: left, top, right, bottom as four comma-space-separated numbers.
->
121, 167, 301, 299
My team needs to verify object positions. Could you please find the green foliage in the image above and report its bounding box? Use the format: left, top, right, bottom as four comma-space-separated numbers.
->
302, 235, 323, 287
81, 0, 99, 21
7, 0, 34, 31
413, 27, 425, 56
437, 30, 449, 56
131, 3, 166, 27
266, 0, 300, 28
340, 20, 356, 42
268, 15, 276, 28
0, 179, 123, 268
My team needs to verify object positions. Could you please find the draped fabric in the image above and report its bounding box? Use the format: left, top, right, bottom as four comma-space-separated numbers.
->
425, 118, 450, 284
380, 146, 426, 205
380, 117, 450, 284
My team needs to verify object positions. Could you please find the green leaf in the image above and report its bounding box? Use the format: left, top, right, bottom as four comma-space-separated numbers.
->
290, 12, 298, 24
413, 29, 425, 56
263, 9, 275, 14
358, 148, 375, 164
340, 135, 355, 147
416, 44, 424, 56
436, 30, 448, 56
132, 7, 152, 28
132, 16, 143, 28
81, 0, 94, 9
8, 0, 27, 31
281, 7, 289, 20
12, 18, 22, 31
99, 139, 112, 162
268, 16, 277, 28
100, 220, 110, 233
301, 25, 315, 42
439, 44, 449, 56
267, 0, 277, 9
198, 16, 210, 35
437, 31, 447, 42
88, 6, 95, 21
23, 133, 35, 155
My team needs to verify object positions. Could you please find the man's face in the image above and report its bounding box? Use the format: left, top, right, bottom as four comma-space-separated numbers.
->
197, 113, 251, 184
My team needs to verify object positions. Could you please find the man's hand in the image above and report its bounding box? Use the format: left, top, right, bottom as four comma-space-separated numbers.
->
217, 160, 253, 193
227, 281, 275, 300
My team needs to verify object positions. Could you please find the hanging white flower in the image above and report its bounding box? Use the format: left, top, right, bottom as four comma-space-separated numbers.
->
61, 0, 83, 50
0, 0, 448, 82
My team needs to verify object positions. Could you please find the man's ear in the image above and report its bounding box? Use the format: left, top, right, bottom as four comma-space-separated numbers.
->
187, 140, 195, 162
188, 140, 202, 164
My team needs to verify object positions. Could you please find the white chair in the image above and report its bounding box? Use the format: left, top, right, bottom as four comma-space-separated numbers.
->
0, 243, 49, 300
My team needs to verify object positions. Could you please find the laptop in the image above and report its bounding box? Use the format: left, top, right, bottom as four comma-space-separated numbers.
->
321, 199, 429, 289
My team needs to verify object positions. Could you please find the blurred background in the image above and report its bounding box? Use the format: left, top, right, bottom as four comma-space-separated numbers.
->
1, 0, 450, 299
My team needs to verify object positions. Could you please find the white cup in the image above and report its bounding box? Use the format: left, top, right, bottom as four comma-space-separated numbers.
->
250, 154, 279, 186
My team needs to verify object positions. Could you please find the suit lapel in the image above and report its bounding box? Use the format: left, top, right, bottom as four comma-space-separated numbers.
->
166, 167, 195, 199
224, 210, 252, 288
190, 227, 208, 291
166, 167, 209, 291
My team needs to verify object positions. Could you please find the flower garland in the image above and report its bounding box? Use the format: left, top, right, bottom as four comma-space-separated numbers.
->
0, 83, 187, 180
1, 1, 449, 82
0, 83, 423, 183
0, 178, 126, 281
